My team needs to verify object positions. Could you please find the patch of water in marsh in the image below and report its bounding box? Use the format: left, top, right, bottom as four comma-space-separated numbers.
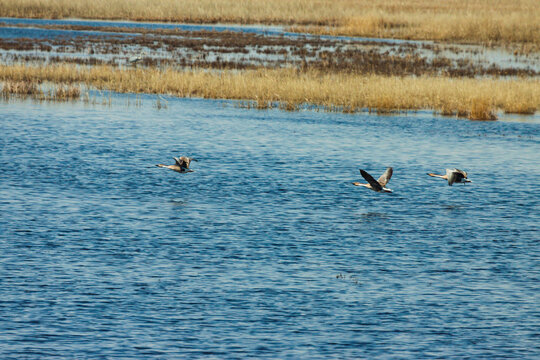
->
1, 17, 538, 74
0, 94, 539, 358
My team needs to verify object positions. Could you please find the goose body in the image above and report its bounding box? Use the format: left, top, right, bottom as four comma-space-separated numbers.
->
128, 52, 146, 64
353, 167, 393, 193
427, 168, 471, 186
156, 155, 197, 174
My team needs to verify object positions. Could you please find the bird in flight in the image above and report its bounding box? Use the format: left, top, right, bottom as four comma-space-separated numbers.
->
427, 168, 471, 186
156, 156, 198, 173
353, 167, 393, 193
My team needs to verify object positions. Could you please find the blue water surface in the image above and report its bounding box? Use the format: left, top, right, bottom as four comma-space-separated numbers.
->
0, 17, 406, 43
0, 17, 286, 37
0, 96, 539, 359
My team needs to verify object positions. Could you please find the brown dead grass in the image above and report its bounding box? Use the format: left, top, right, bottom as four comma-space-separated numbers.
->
1, 80, 40, 96
469, 98, 498, 120
0, 64, 538, 117
0, 0, 538, 45
1, 79, 81, 100
299, 2, 540, 46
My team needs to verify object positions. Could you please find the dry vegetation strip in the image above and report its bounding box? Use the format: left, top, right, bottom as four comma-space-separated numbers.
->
1, 80, 80, 100
1, 64, 538, 119
0, 0, 539, 45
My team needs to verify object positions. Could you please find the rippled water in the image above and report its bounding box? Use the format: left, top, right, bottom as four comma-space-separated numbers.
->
1, 96, 539, 358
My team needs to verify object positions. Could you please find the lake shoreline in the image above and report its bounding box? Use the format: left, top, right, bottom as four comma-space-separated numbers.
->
2, 65, 539, 120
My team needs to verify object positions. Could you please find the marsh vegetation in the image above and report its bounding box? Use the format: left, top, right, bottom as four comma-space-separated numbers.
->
1, 79, 81, 101
2, 64, 538, 120
0, 6, 539, 120
1, 0, 539, 46
1, 21, 538, 76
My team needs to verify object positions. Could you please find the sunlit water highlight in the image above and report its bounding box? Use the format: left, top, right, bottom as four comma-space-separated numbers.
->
0, 95, 539, 358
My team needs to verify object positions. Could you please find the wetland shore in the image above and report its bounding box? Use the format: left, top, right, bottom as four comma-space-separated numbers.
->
1, 0, 539, 46
0, 3, 539, 120
2, 65, 539, 119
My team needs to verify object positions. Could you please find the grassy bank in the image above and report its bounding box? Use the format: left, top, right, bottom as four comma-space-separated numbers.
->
0, 0, 539, 45
1, 64, 538, 119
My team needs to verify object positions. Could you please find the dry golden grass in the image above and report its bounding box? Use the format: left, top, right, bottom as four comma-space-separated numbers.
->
0, 0, 538, 45
297, 1, 540, 46
49, 84, 81, 100
468, 98, 497, 121
1, 80, 40, 97
1, 64, 538, 118
1, 79, 81, 100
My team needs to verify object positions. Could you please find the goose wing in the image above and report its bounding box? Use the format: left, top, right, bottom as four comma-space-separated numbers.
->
360, 169, 383, 191
179, 156, 191, 168
454, 168, 468, 181
446, 168, 463, 186
173, 157, 185, 167
377, 167, 393, 186
174, 156, 192, 169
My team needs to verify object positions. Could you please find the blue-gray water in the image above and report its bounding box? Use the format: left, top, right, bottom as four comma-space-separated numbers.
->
0, 96, 539, 359
0, 17, 390, 42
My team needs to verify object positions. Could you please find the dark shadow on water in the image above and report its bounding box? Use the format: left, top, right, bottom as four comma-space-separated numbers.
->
443, 204, 465, 211
357, 212, 389, 221
169, 199, 188, 207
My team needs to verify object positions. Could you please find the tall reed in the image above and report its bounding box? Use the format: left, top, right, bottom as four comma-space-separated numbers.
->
1, 64, 538, 117
1, 79, 81, 100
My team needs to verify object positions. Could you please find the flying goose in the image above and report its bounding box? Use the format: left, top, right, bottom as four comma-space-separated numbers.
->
353, 167, 393, 193
427, 168, 471, 186
156, 156, 197, 173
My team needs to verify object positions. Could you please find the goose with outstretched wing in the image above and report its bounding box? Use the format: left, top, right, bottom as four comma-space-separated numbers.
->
353, 167, 393, 193
427, 168, 471, 186
156, 155, 198, 173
